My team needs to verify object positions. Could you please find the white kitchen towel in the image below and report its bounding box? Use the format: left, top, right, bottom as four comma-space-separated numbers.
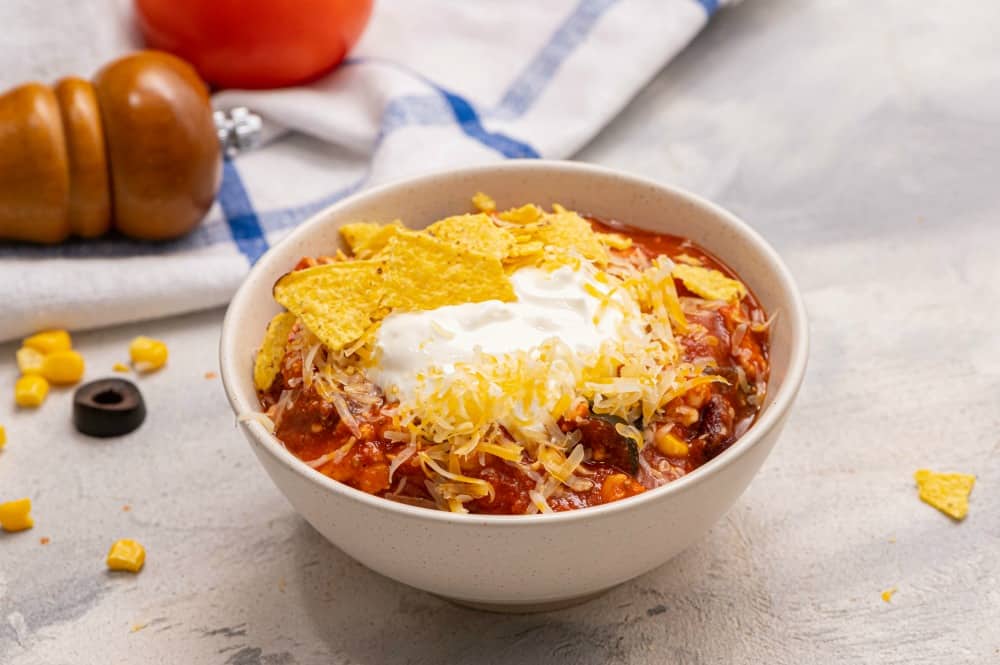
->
0, 0, 735, 342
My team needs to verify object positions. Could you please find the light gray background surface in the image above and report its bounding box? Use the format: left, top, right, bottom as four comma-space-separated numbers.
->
2, 1, 999, 663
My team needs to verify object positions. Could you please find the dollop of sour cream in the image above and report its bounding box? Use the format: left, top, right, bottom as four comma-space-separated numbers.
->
368, 266, 640, 402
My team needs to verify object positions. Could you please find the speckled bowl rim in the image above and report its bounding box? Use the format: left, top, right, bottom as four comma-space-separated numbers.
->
220, 160, 809, 526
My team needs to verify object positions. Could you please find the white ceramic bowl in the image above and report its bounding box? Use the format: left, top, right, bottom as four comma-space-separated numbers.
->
220, 160, 808, 611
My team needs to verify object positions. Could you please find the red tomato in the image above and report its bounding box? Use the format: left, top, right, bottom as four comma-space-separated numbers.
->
135, 0, 373, 89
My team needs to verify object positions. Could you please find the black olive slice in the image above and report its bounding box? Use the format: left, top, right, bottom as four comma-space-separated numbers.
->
73, 379, 146, 438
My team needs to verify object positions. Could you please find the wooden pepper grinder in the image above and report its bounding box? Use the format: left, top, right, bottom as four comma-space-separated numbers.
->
0, 50, 257, 244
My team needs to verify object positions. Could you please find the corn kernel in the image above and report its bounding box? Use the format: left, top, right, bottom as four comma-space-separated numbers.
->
107, 539, 145, 573
15, 375, 49, 408
112, 362, 130, 373
129, 336, 168, 373
0, 497, 34, 532
654, 426, 690, 458
0, 424, 6, 449
23, 329, 72, 354
16, 347, 45, 375
41, 349, 85, 385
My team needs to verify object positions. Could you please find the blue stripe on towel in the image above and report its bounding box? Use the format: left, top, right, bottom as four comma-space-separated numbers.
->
346, 57, 541, 159
693, 0, 719, 15
436, 89, 539, 158
218, 160, 269, 263
493, 0, 619, 119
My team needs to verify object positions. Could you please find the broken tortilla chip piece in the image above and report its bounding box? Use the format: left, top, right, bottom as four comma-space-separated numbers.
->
340, 221, 402, 258
253, 312, 298, 390
914, 469, 975, 520
471, 192, 496, 213
503, 209, 609, 268
274, 260, 385, 352
534, 209, 608, 263
425, 214, 517, 260
596, 231, 633, 251
499, 203, 544, 225
673, 264, 748, 303
380, 231, 515, 311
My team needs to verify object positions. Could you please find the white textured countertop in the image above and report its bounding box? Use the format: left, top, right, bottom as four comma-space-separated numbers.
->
2, 1, 999, 663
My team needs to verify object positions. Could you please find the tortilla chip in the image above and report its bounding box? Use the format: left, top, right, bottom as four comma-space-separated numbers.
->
516, 210, 608, 266
673, 264, 747, 302
253, 312, 298, 390
499, 204, 543, 225
274, 260, 385, 352
596, 231, 633, 251
426, 214, 516, 260
380, 231, 515, 311
914, 469, 975, 520
471, 192, 496, 213
340, 221, 402, 258
507, 240, 545, 258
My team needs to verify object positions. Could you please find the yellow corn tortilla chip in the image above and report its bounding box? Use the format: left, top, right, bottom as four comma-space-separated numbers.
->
914, 469, 975, 520
471, 192, 496, 213
596, 231, 633, 251
499, 203, 543, 224
253, 312, 298, 390
521, 210, 609, 265
340, 221, 402, 258
380, 231, 515, 311
673, 263, 748, 302
426, 214, 516, 260
274, 260, 385, 352
507, 240, 545, 258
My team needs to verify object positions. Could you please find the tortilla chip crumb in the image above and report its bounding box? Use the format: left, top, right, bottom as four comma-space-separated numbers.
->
131, 623, 147, 633
914, 469, 975, 520
881, 588, 896, 603
204, 371, 217, 380
39, 536, 50, 545
471, 192, 496, 212
112, 362, 130, 373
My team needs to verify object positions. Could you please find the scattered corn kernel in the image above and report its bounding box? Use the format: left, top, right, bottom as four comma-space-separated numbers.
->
23, 329, 72, 354
15, 375, 49, 408
107, 539, 145, 573
16, 346, 45, 375
112, 362, 131, 373
881, 587, 897, 603
654, 426, 690, 458
41, 349, 85, 385
0, 424, 5, 449
0, 497, 34, 532
129, 336, 168, 373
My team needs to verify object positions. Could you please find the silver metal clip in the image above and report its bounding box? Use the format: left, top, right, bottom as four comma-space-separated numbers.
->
214, 107, 263, 158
